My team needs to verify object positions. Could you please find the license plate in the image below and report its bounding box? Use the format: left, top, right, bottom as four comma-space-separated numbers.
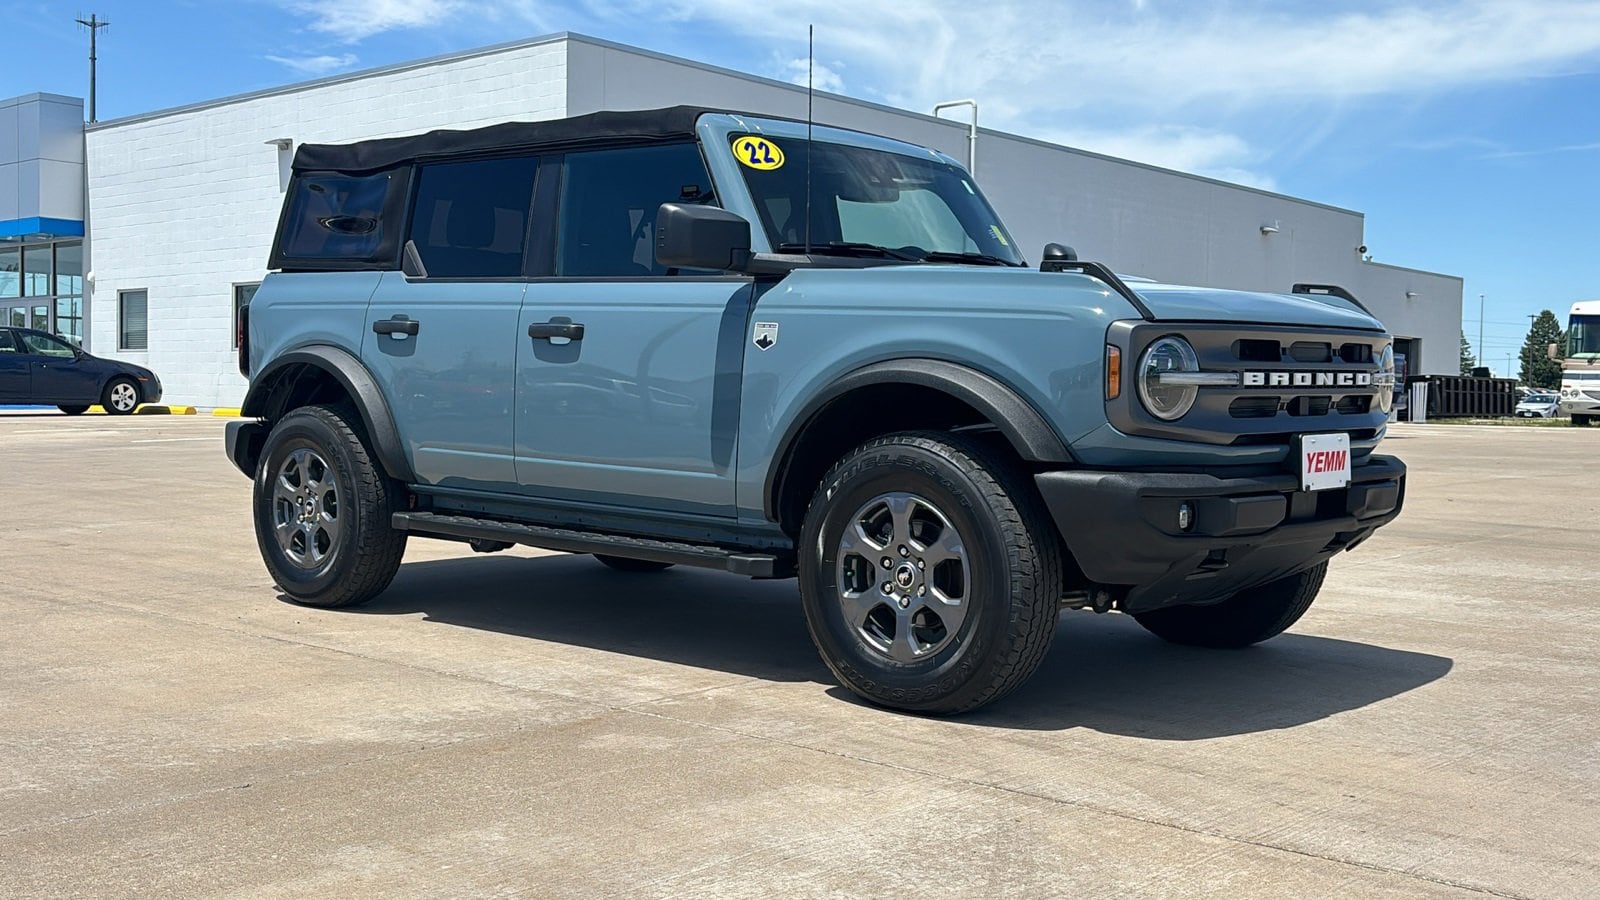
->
1300, 433, 1351, 492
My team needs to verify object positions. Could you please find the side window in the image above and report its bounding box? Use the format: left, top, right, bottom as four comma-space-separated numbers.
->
279, 171, 394, 261
21, 332, 75, 358
0, 330, 16, 352
558, 144, 715, 277
407, 156, 538, 278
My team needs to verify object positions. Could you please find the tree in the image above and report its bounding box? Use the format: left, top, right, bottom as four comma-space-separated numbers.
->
1460, 330, 1476, 375
1519, 310, 1564, 388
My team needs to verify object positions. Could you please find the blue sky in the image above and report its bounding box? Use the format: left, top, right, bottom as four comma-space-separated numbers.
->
6, 0, 1598, 374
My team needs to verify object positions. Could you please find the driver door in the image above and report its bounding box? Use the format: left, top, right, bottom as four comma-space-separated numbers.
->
19, 331, 98, 403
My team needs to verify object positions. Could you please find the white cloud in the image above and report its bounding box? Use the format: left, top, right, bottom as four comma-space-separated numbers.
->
265, 52, 359, 76
783, 58, 845, 94
284, 0, 473, 43
1030, 124, 1278, 190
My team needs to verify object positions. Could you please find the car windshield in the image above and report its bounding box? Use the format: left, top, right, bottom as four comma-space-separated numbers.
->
732, 135, 1025, 266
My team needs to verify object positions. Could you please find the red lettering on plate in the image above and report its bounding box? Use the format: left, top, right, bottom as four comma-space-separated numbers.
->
1306, 449, 1348, 475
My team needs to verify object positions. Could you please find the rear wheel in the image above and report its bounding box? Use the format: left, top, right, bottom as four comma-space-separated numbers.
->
798, 431, 1061, 715
102, 378, 140, 415
1575, 415, 1592, 427
58, 405, 88, 415
1133, 562, 1327, 649
593, 554, 675, 573
253, 404, 407, 608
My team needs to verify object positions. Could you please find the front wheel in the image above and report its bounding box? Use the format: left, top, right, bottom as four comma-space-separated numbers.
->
252, 405, 407, 608
798, 432, 1062, 715
1132, 562, 1327, 648
102, 378, 140, 415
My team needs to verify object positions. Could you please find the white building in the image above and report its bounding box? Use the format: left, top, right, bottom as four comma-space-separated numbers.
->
8, 33, 1464, 408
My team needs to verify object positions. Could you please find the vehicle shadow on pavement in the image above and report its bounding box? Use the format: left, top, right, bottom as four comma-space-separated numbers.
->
338, 553, 1453, 738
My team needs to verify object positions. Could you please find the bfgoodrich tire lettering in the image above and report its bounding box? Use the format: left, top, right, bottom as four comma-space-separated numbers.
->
253, 404, 407, 608
1132, 562, 1327, 649
798, 431, 1062, 715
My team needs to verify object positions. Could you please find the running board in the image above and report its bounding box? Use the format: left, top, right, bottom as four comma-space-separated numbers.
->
391, 511, 795, 578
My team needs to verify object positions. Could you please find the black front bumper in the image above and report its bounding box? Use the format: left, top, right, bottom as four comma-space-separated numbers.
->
1034, 454, 1405, 613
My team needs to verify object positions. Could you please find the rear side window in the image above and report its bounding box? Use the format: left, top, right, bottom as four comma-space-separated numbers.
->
275, 170, 401, 267
0, 330, 15, 352
407, 156, 539, 278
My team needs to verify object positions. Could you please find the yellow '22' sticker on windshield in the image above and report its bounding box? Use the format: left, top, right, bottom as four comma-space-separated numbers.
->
733, 137, 785, 170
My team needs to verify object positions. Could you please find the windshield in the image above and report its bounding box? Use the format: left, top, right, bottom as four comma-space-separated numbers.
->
732, 135, 1025, 265
1568, 314, 1600, 357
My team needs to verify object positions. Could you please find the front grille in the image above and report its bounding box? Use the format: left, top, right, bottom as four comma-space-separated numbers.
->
1110, 321, 1391, 447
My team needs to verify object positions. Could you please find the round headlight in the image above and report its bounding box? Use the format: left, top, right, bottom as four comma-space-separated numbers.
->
1137, 337, 1200, 420
1376, 344, 1395, 414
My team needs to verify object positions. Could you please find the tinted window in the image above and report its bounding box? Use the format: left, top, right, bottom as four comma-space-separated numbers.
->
279, 172, 394, 260
0, 330, 15, 352
558, 144, 715, 277
21, 331, 74, 358
408, 156, 538, 278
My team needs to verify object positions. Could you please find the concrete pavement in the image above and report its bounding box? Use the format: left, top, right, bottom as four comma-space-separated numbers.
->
1, 413, 1596, 898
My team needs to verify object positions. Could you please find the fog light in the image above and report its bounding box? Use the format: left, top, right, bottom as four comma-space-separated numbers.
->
1177, 502, 1195, 532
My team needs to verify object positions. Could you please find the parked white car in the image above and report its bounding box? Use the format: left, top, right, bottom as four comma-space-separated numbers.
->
1515, 391, 1561, 418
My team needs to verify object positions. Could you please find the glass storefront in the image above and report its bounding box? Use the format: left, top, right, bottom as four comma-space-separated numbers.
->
0, 239, 84, 345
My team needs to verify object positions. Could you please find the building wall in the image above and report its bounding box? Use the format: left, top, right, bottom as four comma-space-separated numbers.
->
82, 33, 1463, 407
1, 93, 84, 232
565, 35, 1462, 376
83, 39, 568, 407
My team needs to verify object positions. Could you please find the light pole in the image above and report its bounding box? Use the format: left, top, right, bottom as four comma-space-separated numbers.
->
1478, 293, 1485, 369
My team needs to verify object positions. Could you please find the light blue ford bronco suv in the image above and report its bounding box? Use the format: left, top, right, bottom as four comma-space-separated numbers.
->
226, 107, 1405, 714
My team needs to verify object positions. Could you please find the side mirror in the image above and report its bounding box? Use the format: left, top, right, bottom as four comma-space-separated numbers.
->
656, 203, 752, 272
1548, 341, 1562, 362
1039, 243, 1078, 272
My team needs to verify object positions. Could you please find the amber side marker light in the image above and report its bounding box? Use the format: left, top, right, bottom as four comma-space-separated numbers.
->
1105, 345, 1122, 400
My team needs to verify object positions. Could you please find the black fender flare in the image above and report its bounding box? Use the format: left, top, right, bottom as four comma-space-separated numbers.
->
763, 358, 1073, 520
241, 345, 415, 483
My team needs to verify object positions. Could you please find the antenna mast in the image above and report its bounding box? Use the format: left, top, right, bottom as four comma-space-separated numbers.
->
76, 13, 110, 123
804, 24, 814, 256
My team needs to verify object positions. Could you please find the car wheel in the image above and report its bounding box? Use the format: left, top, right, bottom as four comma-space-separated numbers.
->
58, 405, 89, 415
1132, 562, 1327, 649
253, 404, 407, 608
593, 554, 675, 572
798, 431, 1062, 715
101, 377, 140, 415
1575, 415, 1591, 427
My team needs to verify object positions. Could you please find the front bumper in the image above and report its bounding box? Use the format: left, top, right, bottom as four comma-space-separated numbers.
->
1034, 454, 1405, 614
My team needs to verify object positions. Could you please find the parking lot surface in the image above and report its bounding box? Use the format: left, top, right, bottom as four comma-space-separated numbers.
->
2, 413, 1597, 898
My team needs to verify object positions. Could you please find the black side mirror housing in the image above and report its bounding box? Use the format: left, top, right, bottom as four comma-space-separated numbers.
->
656, 203, 752, 272
1039, 243, 1078, 272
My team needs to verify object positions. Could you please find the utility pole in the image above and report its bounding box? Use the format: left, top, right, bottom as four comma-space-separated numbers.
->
1478, 293, 1485, 369
76, 14, 110, 123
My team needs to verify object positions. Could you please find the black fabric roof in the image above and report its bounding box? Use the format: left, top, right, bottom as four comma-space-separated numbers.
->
292, 106, 715, 173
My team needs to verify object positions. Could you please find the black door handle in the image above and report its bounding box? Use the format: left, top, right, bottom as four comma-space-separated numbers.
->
373, 317, 420, 336
528, 321, 585, 341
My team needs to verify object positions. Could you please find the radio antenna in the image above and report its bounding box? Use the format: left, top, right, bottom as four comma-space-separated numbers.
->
804, 24, 814, 256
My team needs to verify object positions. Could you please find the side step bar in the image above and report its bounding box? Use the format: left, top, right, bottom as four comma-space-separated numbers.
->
392, 511, 795, 578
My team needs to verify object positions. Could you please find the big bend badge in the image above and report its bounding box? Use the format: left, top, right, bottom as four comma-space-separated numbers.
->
753, 321, 779, 351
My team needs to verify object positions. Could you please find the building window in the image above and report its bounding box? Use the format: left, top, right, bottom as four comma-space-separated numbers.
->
22, 245, 51, 296
119, 289, 149, 351
233, 283, 259, 348
0, 247, 18, 299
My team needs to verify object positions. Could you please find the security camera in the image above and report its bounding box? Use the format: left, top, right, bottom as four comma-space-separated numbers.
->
1356, 245, 1368, 255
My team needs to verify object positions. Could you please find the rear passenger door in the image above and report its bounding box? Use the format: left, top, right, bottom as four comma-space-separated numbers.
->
513, 143, 753, 518
361, 155, 540, 491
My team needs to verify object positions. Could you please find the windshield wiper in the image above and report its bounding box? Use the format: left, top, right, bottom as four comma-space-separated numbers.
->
776, 241, 924, 261
919, 251, 1019, 267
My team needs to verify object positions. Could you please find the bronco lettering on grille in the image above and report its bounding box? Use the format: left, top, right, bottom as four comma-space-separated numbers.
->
1242, 371, 1374, 388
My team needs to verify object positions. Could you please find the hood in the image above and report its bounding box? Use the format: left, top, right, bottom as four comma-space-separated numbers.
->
1128, 282, 1386, 332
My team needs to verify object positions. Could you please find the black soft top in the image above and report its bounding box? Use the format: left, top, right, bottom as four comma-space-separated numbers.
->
292, 106, 714, 173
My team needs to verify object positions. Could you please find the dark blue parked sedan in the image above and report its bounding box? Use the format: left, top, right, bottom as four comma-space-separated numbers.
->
0, 327, 162, 415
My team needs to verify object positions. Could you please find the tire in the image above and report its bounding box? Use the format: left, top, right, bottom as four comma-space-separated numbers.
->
252, 404, 407, 608
58, 405, 88, 415
594, 554, 675, 573
798, 431, 1062, 715
1132, 562, 1327, 649
1575, 415, 1591, 427
101, 377, 140, 415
